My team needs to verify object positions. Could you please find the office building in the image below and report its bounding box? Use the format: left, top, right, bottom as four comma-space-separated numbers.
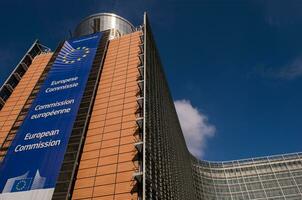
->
0, 12, 301, 200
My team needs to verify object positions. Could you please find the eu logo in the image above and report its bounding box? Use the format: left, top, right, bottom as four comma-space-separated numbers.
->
11, 178, 32, 192
56, 42, 91, 65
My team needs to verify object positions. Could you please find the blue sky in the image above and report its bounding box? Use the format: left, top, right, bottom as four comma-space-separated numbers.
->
0, 0, 302, 161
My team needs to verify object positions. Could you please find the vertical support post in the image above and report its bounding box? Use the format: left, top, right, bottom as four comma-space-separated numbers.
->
142, 12, 147, 200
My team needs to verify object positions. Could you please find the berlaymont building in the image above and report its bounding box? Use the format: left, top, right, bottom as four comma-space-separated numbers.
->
0, 12, 301, 200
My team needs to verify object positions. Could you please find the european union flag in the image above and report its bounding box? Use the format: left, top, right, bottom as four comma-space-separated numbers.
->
56, 42, 91, 65
11, 178, 32, 192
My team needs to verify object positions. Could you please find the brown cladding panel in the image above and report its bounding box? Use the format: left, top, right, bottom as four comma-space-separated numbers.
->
72, 31, 141, 200
0, 53, 53, 146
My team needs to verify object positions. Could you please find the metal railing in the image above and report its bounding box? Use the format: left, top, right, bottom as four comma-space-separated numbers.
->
0, 40, 51, 110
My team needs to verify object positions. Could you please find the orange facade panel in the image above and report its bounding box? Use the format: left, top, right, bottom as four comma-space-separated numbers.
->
72, 31, 141, 200
0, 53, 53, 146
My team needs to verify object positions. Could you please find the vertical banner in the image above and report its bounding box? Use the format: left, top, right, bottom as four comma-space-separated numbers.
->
0, 32, 102, 200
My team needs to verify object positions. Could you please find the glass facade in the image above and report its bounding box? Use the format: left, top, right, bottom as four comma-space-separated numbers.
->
143, 14, 196, 200
193, 153, 302, 199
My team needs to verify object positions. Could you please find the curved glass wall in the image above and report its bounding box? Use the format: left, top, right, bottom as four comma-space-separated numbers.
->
74, 13, 135, 38
192, 153, 302, 199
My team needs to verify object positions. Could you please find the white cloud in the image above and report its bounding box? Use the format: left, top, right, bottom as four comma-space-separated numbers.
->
276, 56, 302, 80
174, 100, 215, 158
252, 56, 302, 80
